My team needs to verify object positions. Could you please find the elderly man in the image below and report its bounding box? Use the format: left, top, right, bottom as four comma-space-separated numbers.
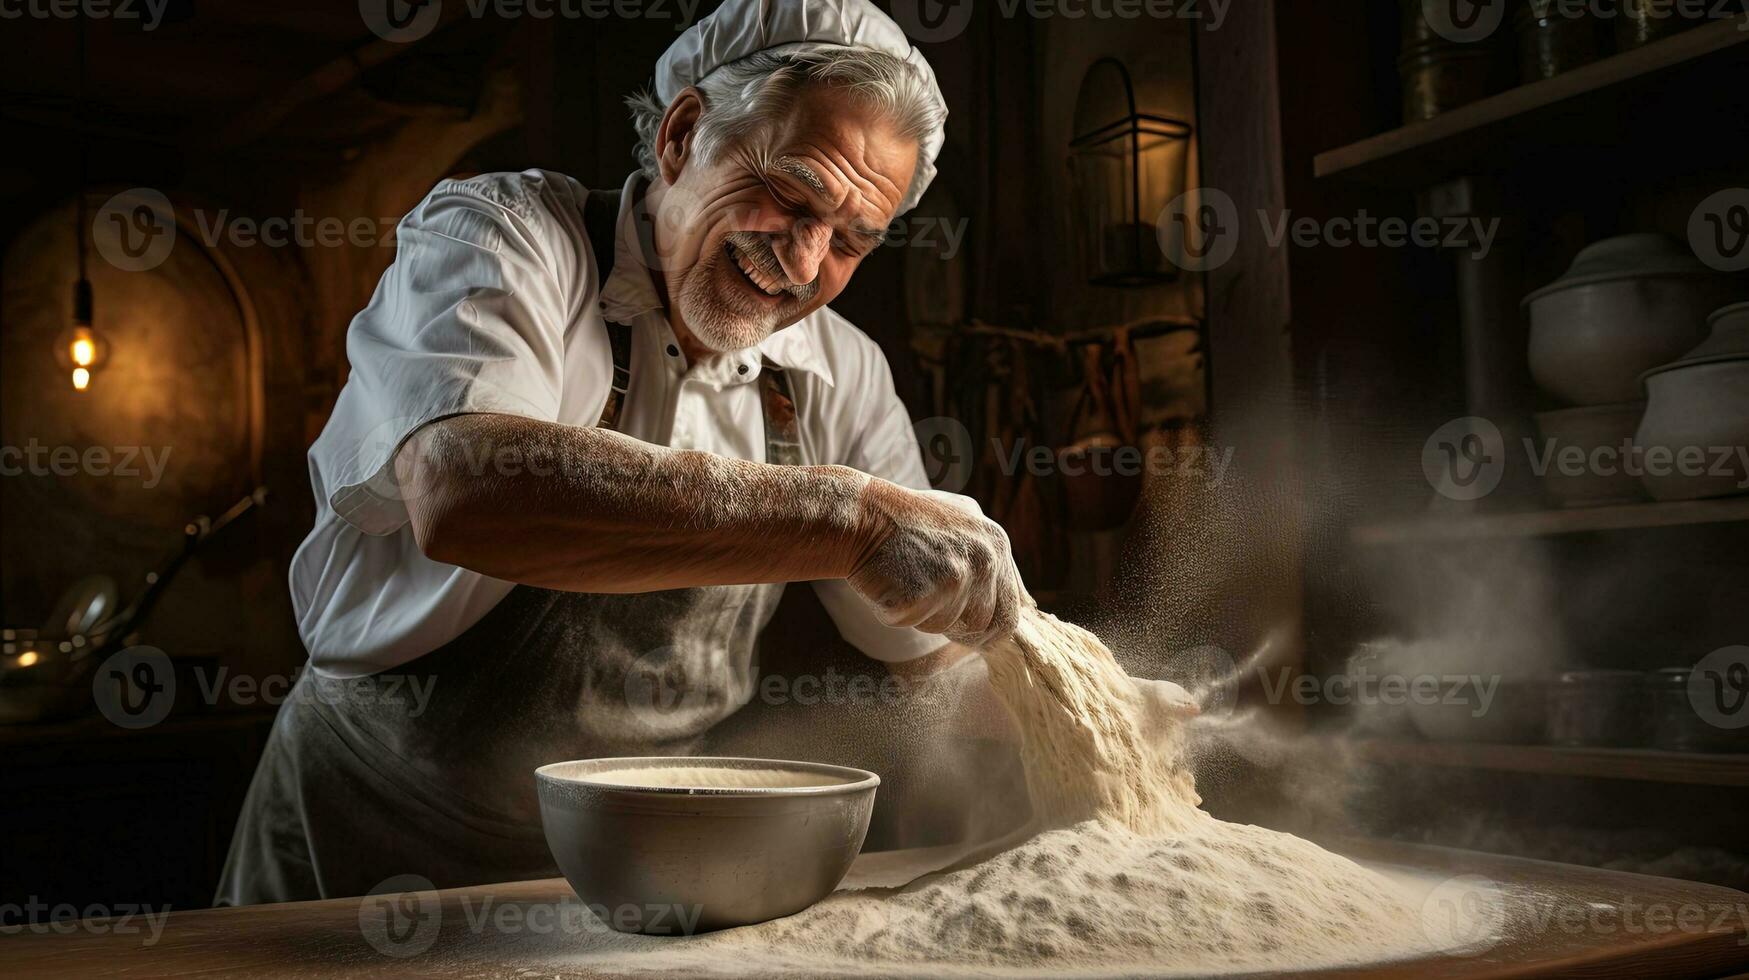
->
216, 0, 1024, 904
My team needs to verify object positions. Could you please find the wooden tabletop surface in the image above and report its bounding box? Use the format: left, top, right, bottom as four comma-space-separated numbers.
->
4, 837, 1747, 979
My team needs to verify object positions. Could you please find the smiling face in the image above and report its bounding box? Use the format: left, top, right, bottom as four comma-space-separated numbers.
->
644, 83, 920, 354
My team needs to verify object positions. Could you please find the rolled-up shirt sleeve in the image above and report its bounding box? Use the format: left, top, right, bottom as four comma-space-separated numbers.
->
321, 174, 582, 536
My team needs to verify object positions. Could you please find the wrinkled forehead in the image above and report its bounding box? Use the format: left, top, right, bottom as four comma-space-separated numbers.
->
754, 87, 921, 223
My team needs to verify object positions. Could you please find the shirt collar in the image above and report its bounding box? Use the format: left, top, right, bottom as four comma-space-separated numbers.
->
596, 172, 834, 389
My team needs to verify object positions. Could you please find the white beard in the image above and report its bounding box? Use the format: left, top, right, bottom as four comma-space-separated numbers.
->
675, 246, 787, 353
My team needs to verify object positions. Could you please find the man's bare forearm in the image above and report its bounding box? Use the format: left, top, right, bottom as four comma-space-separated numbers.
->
396, 413, 885, 592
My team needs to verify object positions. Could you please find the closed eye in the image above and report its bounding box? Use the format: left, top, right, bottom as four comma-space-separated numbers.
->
836, 230, 884, 257
764, 170, 886, 256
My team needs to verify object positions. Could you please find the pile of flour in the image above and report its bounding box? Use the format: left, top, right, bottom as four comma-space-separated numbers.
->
708, 609, 1428, 973
492, 608, 1434, 977
720, 818, 1427, 975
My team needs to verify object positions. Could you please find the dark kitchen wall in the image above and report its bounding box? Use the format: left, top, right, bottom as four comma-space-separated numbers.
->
1, 5, 538, 680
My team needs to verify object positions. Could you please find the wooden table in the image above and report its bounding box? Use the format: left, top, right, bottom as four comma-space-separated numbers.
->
4, 838, 1747, 978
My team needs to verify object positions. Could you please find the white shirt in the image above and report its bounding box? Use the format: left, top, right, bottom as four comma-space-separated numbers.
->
291, 170, 945, 676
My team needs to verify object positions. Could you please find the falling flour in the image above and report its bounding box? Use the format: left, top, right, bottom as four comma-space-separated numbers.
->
981, 608, 1202, 836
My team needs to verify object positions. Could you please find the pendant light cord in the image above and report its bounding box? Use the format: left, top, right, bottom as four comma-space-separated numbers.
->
75, 13, 87, 284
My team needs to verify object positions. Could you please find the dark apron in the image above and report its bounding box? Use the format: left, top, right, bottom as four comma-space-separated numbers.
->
216, 189, 806, 905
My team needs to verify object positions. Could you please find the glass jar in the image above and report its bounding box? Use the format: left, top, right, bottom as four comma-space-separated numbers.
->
1546, 669, 1647, 747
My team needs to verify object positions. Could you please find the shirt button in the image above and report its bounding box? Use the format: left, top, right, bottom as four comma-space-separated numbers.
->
737, 363, 749, 375
667, 344, 680, 357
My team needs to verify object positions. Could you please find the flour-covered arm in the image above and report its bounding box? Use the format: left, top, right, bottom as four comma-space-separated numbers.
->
396, 414, 1021, 647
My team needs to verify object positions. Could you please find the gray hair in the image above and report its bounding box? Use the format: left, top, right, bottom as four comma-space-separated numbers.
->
626, 48, 943, 204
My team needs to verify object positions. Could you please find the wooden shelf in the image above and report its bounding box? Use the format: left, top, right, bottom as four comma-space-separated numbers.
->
1351, 496, 1749, 546
1314, 19, 1749, 188
1354, 737, 1749, 787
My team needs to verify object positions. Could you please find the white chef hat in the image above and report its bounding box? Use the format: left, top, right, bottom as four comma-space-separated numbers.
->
655, 0, 946, 215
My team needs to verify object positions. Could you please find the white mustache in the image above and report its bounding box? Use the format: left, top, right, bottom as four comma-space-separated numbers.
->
723, 233, 818, 302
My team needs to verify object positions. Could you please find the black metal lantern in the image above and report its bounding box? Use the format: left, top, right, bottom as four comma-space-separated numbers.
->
1068, 58, 1194, 287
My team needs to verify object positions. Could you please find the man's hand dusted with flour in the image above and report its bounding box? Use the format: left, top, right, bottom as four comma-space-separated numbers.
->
215, 0, 1028, 906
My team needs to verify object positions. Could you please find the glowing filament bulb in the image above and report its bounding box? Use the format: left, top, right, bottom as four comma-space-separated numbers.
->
72, 367, 91, 390
71, 335, 96, 367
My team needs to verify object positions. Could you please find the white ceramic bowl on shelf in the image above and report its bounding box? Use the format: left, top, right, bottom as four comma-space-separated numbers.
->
1634, 302, 1749, 501
1524, 234, 1742, 406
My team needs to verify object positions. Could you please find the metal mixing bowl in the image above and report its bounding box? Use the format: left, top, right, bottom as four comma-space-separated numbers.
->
535, 756, 879, 934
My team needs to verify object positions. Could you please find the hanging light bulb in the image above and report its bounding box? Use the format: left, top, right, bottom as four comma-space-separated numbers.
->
57, 274, 107, 392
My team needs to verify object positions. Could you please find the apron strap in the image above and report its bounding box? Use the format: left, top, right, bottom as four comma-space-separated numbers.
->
582, 189, 802, 464
760, 363, 802, 466
583, 188, 632, 432
582, 187, 620, 284
596, 326, 634, 431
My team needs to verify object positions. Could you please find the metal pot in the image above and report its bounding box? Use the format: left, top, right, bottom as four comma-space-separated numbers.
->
1524, 234, 1742, 406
